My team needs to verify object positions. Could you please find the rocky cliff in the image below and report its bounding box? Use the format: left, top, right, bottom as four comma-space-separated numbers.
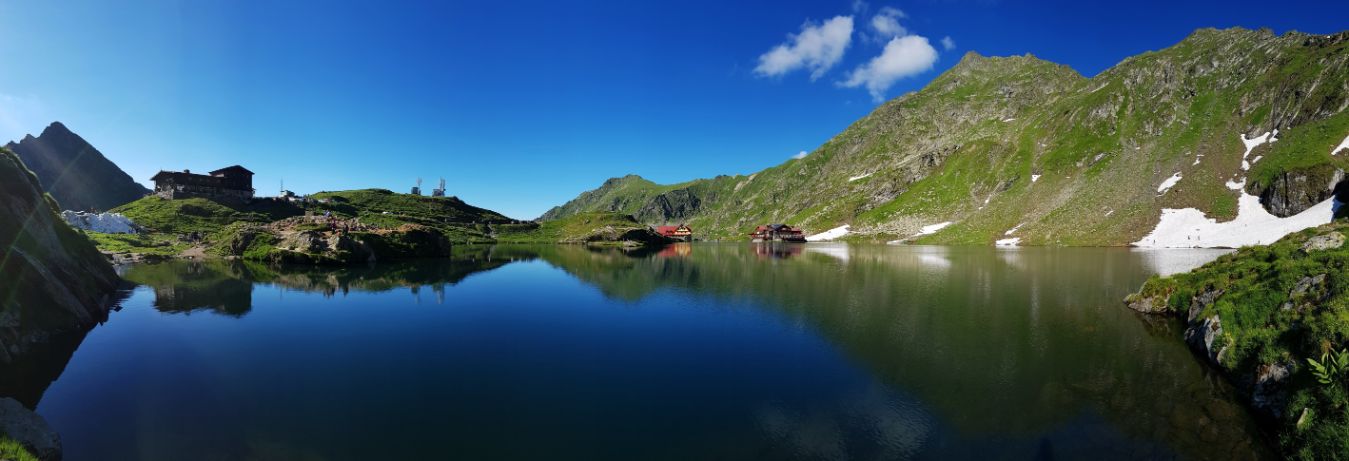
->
0, 146, 123, 364
545, 28, 1349, 245
5, 122, 149, 212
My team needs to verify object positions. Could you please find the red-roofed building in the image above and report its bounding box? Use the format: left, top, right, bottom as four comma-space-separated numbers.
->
655, 224, 693, 241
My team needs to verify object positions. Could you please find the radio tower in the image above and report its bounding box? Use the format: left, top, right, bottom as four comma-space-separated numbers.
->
411, 178, 423, 196
432, 178, 446, 197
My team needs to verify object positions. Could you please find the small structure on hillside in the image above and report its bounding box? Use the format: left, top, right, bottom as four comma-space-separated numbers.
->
750, 224, 806, 243
655, 224, 693, 242
151, 165, 254, 201
432, 178, 446, 197
411, 178, 423, 196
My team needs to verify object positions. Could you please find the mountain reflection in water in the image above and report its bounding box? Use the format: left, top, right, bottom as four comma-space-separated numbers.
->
8, 244, 1273, 460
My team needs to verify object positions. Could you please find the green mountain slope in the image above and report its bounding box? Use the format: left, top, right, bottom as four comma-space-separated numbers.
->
543, 28, 1349, 245
5, 122, 150, 211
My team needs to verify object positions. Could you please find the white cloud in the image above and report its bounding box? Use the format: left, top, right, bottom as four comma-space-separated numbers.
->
793, 150, 809, 159
754, 16, 855, 80
941, 36, 956, 51
869, 7, 907, 39
842, 35, 939, 102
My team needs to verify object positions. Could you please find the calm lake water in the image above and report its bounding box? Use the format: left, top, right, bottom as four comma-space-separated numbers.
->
6, 244, 1274, 460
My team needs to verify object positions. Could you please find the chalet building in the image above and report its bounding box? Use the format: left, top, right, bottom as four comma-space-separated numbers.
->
151, 165, 255, 202
655, 224, 693, 241
750, 224, 806, 243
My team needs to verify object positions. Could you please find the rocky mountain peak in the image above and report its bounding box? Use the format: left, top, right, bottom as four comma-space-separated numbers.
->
6, 121, 150, 211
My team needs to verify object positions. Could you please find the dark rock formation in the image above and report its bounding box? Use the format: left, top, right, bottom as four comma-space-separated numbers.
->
1249, 166, 1344, 217
5, 122, 149, 211
0, 147, 123, 364
0, 397, 60, 460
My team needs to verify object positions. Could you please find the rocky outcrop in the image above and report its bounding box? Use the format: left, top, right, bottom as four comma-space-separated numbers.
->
1124, 291, 1171, 314
1251, 362, 1292, 419
5, 122, 149, 212
566, 226, 669, 246
1302, 231, 1345, 252
1249, 166, 1345, 217
635, 188, 702, 222
0, 397, 59, 460
213, 219, 452, 264
0, 147, 123, 364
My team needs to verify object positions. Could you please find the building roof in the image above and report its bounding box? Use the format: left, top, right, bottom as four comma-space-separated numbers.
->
209, 165, 254, 176
150, 170, 191, 181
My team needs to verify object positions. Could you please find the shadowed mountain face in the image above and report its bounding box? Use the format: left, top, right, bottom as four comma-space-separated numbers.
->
5, 121, 149, 211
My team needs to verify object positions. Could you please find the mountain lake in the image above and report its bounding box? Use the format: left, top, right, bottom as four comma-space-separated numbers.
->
2, 243, 1275, 460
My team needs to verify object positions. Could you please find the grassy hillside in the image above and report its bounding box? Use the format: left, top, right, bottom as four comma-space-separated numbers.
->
97, 189, 524, 261
308, 189, 512, 242
1127, 222, 1349, 458
544, 28, 1349, 245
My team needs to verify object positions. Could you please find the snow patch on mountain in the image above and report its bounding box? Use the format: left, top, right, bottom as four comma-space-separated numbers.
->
806, 225, 851, 241
915, 222, 952, 236
1333, 133, 1349, 156
1157, 172, 1182, 194
61, 211, 138, 234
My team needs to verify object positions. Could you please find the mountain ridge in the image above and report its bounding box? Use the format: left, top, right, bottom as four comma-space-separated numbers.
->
5, 121, 150, 212
542, 27, 1349, 245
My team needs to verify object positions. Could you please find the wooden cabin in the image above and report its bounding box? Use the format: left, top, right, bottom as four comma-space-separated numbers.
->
749, 224, 806, 243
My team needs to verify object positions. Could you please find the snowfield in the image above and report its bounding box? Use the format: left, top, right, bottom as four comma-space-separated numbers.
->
1031, 174, 1041, 183
1333, 133, 1349, 156
806, 225, 851, 241
847, 172, 873, 182
1156, 172, 1182, 194
915, 222, 952, 236
62, 211, 138, 234
1132, 194, 1335, 248
1134, 130, 1333, 248
995, 237, 1021, 246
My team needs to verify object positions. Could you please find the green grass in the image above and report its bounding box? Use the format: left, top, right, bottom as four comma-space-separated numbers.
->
0, 437, 37, 461
1248, 112, 1349, 191
1128, 222, 1349, 458
83, 231, 188, 257
112, 196, 301, 235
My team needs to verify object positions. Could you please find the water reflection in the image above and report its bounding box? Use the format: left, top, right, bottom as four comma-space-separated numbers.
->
4, 243, 1269, 460
530, 244, 1268, 459
119, 245, 528, 314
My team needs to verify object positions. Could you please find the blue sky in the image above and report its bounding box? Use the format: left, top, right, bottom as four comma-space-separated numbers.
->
0, 0, 1344, 219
